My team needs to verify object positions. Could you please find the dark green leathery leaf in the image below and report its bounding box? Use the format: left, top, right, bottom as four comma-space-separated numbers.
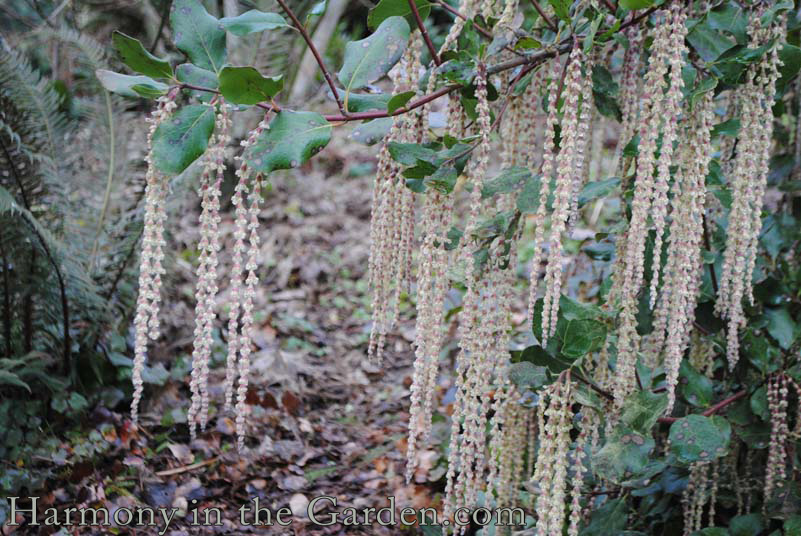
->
338, 16, 410, 92
112, 32, 173, 79
170, 0, 227, 72
152, 104, 215, 174
219, 10, 289, 35
244, 111, 332, 173
218, 67, 283, 105
669, 414, 731, 464
368, 0, 431, 30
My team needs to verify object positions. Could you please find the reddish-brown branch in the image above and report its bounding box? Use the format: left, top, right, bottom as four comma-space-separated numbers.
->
182, 41, 569, 125
600, 0, 617, 14
274, 0, 348, 115
657, 389, 748, 424
409, 0, 440, 66
528, 0, 557, 32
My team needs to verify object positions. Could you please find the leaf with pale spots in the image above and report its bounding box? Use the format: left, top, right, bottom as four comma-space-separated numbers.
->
350, 118, 393, 145
152, 104, 215, 174
244, 111, 332, 173
593, 426, 655, 484
338, 16, 410, 92
218, 67, 283, 105
112, 32, 173, 79
170, 0, 227, 72
668, 414, 731, 464
219, 10, 290, 36
176, 63, 218, 102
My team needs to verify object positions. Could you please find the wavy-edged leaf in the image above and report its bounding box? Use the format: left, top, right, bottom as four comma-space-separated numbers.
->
176, 63, 218, 102
219, 66, 283, 105
95, 69, 168, 98
244, 110, 332, 173
220, 10, 290, 35
170, 0, 227, 72
367, 0, 431, 30
111, 31, 173, 79
152, 104, 215, 174
669, 414, 731, 464
338, 16, 410, 92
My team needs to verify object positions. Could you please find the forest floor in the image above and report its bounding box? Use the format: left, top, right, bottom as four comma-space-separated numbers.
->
5, 131, 455, 535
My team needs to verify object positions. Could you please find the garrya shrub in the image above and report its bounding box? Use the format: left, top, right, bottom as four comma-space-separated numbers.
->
101, 0, 801, 532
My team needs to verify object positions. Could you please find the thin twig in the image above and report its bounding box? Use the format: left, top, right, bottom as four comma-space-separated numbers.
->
657, 389, 748, 424
274, 0, 348, 115
528, 0, 557, 32
155, 457, 218, 477
409, 0, 440, 66
149, 0, 172, 53
600, 0, 617, 14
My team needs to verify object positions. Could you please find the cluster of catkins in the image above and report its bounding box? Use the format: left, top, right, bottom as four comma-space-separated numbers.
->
611, 4, 687, 407
367, 39, 421, 364
529, 44, 594, 346
682, 460, 719, 534
531, 377, 591, 536
716, 11, 786, 370
131, 90, 177, 424
188, 100, 230, 437
131, 94, 270, 451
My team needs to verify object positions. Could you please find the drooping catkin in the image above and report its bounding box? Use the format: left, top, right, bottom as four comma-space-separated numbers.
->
567, 414, 589, 536
652, 93, 715, 413
188, 101, 230, 438
443, 64, 500, 529
526, 57, 562, 335
131, 91, 177, 424
612, 9, 681, 406
648, 4, 688, 309
223, 117, 269, 414
614, 27, 643, 178
368, 42, 421, 364
541, 45, 593, 343
764, 373, 789, 507
716, 11, 785, 370
532, 377, 574, 536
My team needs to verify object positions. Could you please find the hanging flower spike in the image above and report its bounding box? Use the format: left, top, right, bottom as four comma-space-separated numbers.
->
542, 44, 592, 343
131, 90, 178, 425
188, 100, 230, 439
527, 57, 562, 338
717, 9, 785, 370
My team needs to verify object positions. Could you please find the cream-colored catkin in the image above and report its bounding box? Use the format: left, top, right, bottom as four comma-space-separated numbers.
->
654, 93, 715, 413
443, 64, 496, 530
234, 169, 263, 452
717, 11, 785, 370
368, 42, 420, 364
649, 4, 688, 309
764, 373, 789, 508
542, 46, 593, 343
532, 378, 573, 535
614, 27, 643, 178
683, 462, 711, 535
188, 101, 230, 438
223, 117, 268, 413
131, 91, 177, 424
526, 57, 562, 336
612, 9, 678, 406
567, 415, 589, 536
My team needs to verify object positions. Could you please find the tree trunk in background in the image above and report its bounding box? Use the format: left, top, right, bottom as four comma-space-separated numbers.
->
289, 0, 348, 104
